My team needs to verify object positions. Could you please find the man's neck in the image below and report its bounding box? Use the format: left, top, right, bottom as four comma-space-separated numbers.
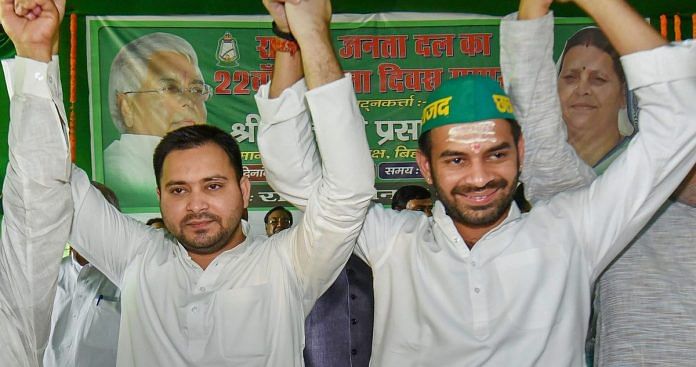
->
187, 231, 247, 270
453, 207, 511, 250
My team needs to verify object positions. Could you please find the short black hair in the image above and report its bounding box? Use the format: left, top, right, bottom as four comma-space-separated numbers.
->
264, 206, 293, 225
418, 118, 522, 158
153, 125, 243, 188
146, 217, 164, 226
392, 185, 431, 211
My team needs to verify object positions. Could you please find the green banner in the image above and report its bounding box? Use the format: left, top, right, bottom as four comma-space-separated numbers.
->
87, 14, 593, 213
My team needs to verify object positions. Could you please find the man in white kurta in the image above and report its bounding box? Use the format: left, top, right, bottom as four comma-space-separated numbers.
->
8, 0, 376, 365
42, 183, 122, 367
499, 4, 696, 366
43, 251, 121, 367
256, 0, 696, 365
0, 0, 72, 365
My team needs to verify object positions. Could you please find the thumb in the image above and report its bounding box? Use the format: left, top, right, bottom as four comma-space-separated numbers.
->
35, 0, 58, 17
54, 0, 66, 22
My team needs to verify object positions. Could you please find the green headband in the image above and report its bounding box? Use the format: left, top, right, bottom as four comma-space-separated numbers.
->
420, 75, 515, 135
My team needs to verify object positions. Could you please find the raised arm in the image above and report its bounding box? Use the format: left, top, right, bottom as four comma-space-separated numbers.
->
574, 0, 665, 55
0, 0, 71, 363
67, 167, 163, 287
258, 0, 376, 307
543, 0, 691, 279
256, 0, 321, 210
2, 0, 160, 289
500, 0, 596, 204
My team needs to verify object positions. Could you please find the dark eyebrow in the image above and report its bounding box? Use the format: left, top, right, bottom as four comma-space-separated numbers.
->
202, 176, 228, 183
439, 149, 466, 158
158, 78, 180, 84
164, 176, 228, 189
438, 142, 513, 159
164, 180, 187, 189
487, 142, 513, 153
158, 77, 205, 84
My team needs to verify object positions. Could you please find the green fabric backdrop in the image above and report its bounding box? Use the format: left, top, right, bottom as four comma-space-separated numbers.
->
0, 1, 693, 193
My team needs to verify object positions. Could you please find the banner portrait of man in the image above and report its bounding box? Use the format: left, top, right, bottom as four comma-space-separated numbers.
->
105, 32, 209, 209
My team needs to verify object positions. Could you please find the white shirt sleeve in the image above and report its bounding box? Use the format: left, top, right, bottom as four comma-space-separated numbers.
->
5, 56, 160, 289
68, 166, 163, 287
0, 56, 72, 366
500, 12, 596, 204
256, 78, 320, 211
542, 40, 696, 280
257, 75, 376, 309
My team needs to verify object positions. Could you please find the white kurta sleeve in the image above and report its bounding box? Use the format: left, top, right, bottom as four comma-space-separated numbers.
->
544, 41, 696, 280
500, 12, 596, 204
4, 56, 160, 290
256, 78, 320, 211
68, 166, 162, 287
257, 75, 376, 309
0, 56, 72, 366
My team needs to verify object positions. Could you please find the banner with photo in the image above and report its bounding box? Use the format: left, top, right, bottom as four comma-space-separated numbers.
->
87, 14, 593, 213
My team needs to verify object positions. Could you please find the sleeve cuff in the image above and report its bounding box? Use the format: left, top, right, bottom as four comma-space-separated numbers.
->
305, 73, 354, 103
4, 56, 56, 99
500, 11, 554, 44
305, 73, 363, 132
622, 40, 696, 90
255, 78, 308, 124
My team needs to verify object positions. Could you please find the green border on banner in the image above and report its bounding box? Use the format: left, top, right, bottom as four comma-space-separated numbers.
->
86, 15, 595, 214
88, 21, 104, 183
88, 17, 594, 29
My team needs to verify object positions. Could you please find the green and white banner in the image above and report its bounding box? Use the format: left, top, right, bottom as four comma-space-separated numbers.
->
87, 14, 593, 213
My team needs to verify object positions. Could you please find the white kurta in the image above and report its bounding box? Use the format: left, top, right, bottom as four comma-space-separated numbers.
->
256, 36, 696, 366
35, 67, 375, 365
0, 57, 72, 367
43, 255, 121, 367
500, 12, 696, 367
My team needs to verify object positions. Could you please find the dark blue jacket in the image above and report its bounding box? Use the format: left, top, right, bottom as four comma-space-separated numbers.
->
304, 255, 374, 367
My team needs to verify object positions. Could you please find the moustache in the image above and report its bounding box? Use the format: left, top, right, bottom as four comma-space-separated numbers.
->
181, 212, 221, 225
451, 178, 508, 195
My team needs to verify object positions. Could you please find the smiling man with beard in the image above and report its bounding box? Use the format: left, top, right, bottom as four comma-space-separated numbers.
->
257, 0, 696, 364
500, 0, 696, 365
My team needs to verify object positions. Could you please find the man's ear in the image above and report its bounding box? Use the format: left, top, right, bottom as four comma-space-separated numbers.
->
416, 150, 433, 185
117, 93, 136, 130
239, 175, 251, 209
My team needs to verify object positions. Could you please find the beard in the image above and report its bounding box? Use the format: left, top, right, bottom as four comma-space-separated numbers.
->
434, 173, 519, 227
173, 212, 239, 255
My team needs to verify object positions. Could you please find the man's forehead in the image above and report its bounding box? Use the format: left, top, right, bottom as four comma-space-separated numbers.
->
429, 119, 515, 154
407, 198, 432, 206
436, 120, 512, 141
269, 210, 290, 218
161, 145, 233, 182
146, 51, 203, 80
